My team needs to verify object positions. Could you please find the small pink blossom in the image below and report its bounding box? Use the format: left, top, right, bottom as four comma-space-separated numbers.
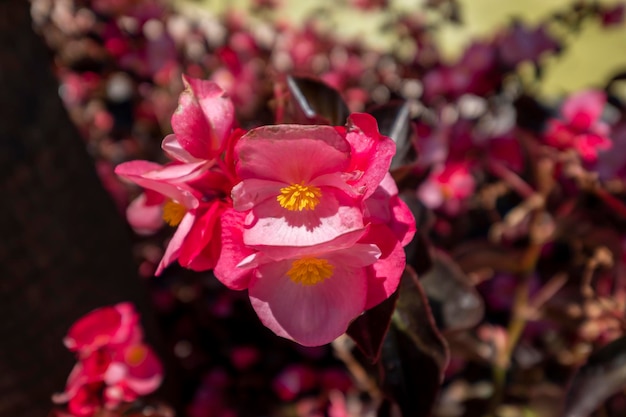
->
418, 162, 476, 215
544, 89, 612, 162
54, 303, 163, 417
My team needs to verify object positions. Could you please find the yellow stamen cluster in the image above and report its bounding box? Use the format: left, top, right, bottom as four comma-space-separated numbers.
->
287, 257, 334, 286
277, 184, 322, 211
162, 200, 186, 226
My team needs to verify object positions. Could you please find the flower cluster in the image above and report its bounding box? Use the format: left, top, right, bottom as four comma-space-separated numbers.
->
116, 76, 415, 346
53, 303, 163, 416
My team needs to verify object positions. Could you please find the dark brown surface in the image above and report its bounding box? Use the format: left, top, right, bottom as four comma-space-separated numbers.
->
0, 1, 173, 415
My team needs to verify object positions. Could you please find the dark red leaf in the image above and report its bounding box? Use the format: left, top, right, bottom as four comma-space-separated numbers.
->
286, 76, 349, 126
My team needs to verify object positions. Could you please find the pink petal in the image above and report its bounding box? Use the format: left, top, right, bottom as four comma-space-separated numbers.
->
116, 160, 207, 209
359, 225, 406, 309
213, 209, 255, 290
231, 178, 286, 211
126, 193, 164, 235
562, 89, 606, 130
249, 260, 368, 346
389, 195, 417, 247
344, 113, 396, 199
64, 303, 137, 353
161, 133, 202, 163
171, 75, 234, 159
178, 201, 224, 271
235, 125, 351, 183
156, 211, 195, 275
249, 227, 370, 261
243, 189, 364, 248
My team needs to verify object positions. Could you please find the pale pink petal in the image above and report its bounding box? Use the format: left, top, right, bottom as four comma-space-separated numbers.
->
231, 178, 286, 211
325, 243, 381, 267
126, 193, 164, 235
156, 211, 195, 275
344, 113, 396, 198
249, 260, 368, 346
235, 125, 351, 183
161, 134, 202, 163
213, 209, 255, 290
250, 227, 370, 261
171, 75, 234, 159
417, 179, 444, 209
243, 189, 364, 248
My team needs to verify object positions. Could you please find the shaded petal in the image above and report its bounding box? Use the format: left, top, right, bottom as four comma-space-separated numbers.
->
249, 260, 368, 346
156, 212, 195, 276
243, 189, 364, 248
213, 209, 255, 290
359, 224, 406, 309
345, 113, 396, 199
250, 227, 370, 261
235, 125, 351, 183
231, 178, 286, 211
178, 202, 224, 271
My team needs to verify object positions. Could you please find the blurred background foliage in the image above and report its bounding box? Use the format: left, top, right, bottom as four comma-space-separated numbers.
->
176, 0, 626, 98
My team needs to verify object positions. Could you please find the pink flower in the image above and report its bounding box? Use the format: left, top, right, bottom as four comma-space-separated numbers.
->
544, 89, 612, 162
417, 162, 476, 215
214, 211, 406, 346
64, 302, 140, 355
116, 75, 239, 274
115, 160, 227, 274
54, 303, 163, 416
231, 114, 395, 250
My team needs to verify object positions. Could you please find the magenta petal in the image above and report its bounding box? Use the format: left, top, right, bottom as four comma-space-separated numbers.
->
235, 125, 351, 182
213, 209, 255, 290
116, 160, 207, 209
178, 202, 223, 271
249, 260, 368, 346
171, 75, 234, 159
243, 189, 364, 248
389, 196, 417, 247
156, 212, 195, 275
359, 225, 406, 309
345, 113, 396, 199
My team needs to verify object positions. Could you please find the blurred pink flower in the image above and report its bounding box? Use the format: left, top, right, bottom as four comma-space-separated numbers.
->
544, 89, 612, 162
418, 161, 475, 215
54, 303, 163, 416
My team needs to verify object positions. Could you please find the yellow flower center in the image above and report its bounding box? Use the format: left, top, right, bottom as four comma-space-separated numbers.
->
162, 200, 186, 226
125, 345, 147, 367
287, 257, 334, 286
277, 184, 322, 211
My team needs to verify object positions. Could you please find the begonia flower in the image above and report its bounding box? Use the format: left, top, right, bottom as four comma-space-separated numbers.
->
231, 113, 395, 250
54, 303, 163, 417
214, 210, 406, 346
544, 89, 612, 163
417, 161, 476, 215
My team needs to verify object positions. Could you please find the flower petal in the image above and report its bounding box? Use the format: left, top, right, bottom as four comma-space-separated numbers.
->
171, 75, 234, 159
213, 209, 255, 290
126, 193, 164, 235
344, 113, 396, 199
243, 189, 364, 248
249, 260, 368, 346
235, 125, 351, 183
156, 212, 195, 275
